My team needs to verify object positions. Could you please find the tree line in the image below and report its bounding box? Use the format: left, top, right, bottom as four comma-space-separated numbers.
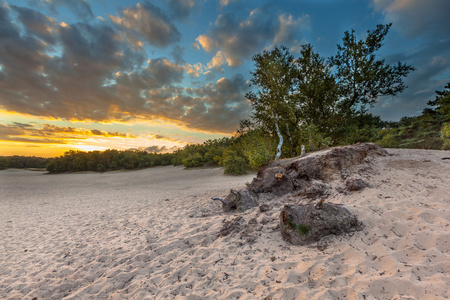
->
44, 150, 175, 173
0, 156, 51, 170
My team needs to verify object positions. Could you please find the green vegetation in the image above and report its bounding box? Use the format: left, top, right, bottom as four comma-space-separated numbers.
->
3, 24, 448, 175
0, 156, 50, 170
45, 150, 174, 173
287, 219, 310, 235
37, 87, 448, 174
245, 23, 414, 159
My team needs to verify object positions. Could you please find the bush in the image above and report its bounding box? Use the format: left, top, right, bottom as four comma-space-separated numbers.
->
182, 153, 205, 168
242, 130, 276, 169
97, 164, 107, 172
0, 157, 9, 170
376, 128, 401, 148
297, 124, 332, 153
223, 150, 247, 175
441, 123, 450, 150
46, 159, 56, 173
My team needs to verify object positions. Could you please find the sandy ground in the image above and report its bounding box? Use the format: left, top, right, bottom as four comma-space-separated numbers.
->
1, 148, 449, 300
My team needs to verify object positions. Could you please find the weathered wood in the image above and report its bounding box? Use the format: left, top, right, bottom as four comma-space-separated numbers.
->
214, 189, 258, 212
212, 143, 387, 211
280, 203, 362, 245
248, 143, 387, 197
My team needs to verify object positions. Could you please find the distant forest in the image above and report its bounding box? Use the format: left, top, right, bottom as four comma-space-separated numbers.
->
2, 24, 449, 175
0, 156, 50, 170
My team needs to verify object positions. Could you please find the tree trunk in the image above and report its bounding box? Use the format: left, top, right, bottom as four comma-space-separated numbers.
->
275, 114, 283, 160
286, 122, 296, 157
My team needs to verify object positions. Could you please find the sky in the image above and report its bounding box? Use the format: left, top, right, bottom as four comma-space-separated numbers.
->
0, 0, 449, 157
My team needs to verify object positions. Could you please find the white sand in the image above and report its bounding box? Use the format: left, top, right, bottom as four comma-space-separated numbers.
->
1, 149, 449, 299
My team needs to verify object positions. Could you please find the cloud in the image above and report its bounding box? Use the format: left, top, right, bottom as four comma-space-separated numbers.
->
11, 5, 58, 44
368, 0, 450, 120
39, 124, 134, 138
147, 57, 184, 85
370, 39, 450, 120
207, 51, 227, 70
184, 63, 205, 78
28, 0, 94, 21
144, 145, 166, 153
11, 122, 34, 129
195, 7, 310, 67
219, 0, 239, 8
171, 45, 185, 64
140, 144, 181, 153
0, 122, 134, 145
0, 4, 251, 134
372, 0, 450, 38
167, 0, 199, 20
179, 74, 251, 132
274, 13, 310, 44
109, 2, 180, 48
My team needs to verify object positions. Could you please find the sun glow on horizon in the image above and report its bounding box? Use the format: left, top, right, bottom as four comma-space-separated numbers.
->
71, 145, 109, 152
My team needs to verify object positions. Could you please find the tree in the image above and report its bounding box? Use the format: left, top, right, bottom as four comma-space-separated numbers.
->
102, 149, 119, 170
241, 129, 276, 169
293, 44, 339, 135
330, 24, 415, 116
0, 157, 9, 170
427, 80, 450, 149
428, 80, 450, 118
246, 46, 296, 160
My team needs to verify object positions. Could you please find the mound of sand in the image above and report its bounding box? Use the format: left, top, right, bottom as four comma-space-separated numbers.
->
1, 148, 449, 299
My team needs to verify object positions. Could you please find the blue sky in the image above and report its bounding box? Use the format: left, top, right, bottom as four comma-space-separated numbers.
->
0, 0, 449, 156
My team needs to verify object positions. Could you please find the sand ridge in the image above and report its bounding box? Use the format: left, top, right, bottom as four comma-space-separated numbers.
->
1, 149, 449, 299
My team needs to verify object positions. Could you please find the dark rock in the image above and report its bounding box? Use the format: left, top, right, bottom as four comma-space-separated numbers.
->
345, 179, 369, 191
280, 203, 362, 245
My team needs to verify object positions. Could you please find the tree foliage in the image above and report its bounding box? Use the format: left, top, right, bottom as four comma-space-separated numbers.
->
46, 150, 174, 173
330, 23, 415, 116
245, 24, 415, 158
246, 46, 296, 159
0, 156, 50, 170
293, 44, 339, 134
428, 80, 450, 118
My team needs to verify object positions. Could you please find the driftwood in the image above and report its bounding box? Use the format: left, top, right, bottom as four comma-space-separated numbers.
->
280, 203, 362, 245
212, 189, 258, 212
248, 142, 387, 196
212, 143, 387, 212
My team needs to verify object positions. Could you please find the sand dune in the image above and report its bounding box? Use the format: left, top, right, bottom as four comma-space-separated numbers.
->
1, 148, 449, 299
